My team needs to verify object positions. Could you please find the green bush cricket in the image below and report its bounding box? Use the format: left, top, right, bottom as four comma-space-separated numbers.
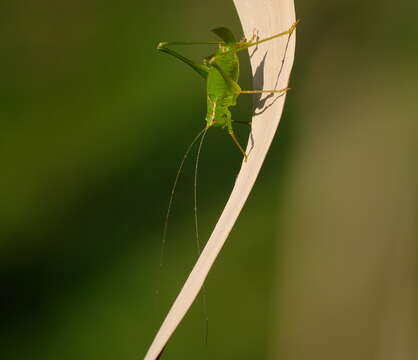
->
157, 20, 299, 161
154, 22, 299, 358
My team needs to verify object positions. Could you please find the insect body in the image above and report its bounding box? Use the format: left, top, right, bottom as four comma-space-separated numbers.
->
157, 22, 298, 160
205, 33, 243, 153
153, 23, 299, 360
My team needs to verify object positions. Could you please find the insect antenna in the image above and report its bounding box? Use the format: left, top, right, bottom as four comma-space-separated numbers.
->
154, 126, 208, 353
194, 125, 210, 345
160, 126, 207, 270
156, 125, 210, 348
193, 126, 209, 256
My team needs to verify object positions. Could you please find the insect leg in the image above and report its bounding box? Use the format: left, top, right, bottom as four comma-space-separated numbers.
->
240, 88, 290, 94
226, 118, 248, 161
228, 129, 248, 161
236, 20, 300, 52
207, 20, 299, 64
233, 120, 252, 126
157, 43, 209, 79
158, 41, 222, 46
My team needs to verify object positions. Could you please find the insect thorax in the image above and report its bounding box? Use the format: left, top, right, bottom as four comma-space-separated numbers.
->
208, 47, 239, 86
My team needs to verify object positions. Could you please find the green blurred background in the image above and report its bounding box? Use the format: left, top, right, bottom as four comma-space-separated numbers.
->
1, 1, 417, 359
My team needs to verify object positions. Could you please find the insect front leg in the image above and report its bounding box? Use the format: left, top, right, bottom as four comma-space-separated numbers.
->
238, 28, 259, 48
250, 28, 259, 43
238, 28, 258, 45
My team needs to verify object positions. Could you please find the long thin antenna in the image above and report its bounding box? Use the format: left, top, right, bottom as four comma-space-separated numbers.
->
156, 126, 210, 348
194, 126, 210, 346
159, 127, 207, 270
194, 126, 208, 255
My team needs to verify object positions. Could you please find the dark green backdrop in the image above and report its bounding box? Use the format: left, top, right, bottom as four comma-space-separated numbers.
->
1, 1, 417, 359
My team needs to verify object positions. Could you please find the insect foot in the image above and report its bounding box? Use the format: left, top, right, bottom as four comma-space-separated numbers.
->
249, 28, 259, 44
289, 20, 300, 34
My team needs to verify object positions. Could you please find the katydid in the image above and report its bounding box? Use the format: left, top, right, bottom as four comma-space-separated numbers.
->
157, 20, 299, 160
154, 23, 299, 357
